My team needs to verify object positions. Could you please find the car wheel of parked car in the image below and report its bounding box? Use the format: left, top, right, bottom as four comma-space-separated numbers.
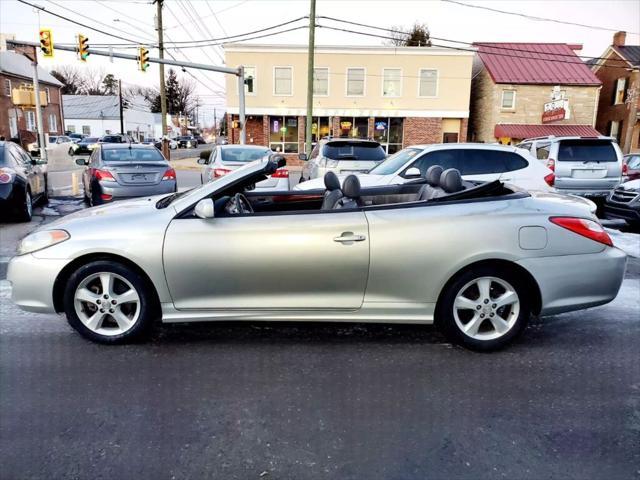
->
64, 260, 157, 344
436, 265, 530, 351
18, 189, 33, 222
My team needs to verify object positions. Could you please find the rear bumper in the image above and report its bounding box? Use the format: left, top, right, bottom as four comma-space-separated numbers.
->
555, 188, 613, 198
7, 254, 67, 313
98, 180, 177, 199
517, 247, 627, 316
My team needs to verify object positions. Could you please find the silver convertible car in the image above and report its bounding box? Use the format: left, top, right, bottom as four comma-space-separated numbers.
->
8, 156, 626, 351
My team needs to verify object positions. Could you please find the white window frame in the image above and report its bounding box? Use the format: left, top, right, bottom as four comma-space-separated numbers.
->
25, 110, 36, 131
610, 120, 620, 138
82, 125, 91, 135
501, 90, 516, 110
237, 65, 257, 96
417, 68, 439, 98
4, 79, 11, 97
614, 78, 626, 105
48, 113, 57, 133
45, 87, 51, 103
381, 68, 402, 97
273, 66, 293, 96
67, 125, 76, 133
313, 67, 329, 97
345, 67, 366, 97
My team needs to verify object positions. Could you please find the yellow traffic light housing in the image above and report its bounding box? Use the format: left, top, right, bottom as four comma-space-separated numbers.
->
39, 29, 54, 57
78, 34, 89, 62
138, 47, 150, 72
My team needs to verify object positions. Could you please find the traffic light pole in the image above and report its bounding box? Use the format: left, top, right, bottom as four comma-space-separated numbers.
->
237, 66, 246, 144
155, 0, 168, 157
31, 58, 48, 163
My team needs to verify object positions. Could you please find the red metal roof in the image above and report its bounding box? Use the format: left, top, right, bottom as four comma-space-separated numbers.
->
476, 43, 601, 85
494, 124, 601, 139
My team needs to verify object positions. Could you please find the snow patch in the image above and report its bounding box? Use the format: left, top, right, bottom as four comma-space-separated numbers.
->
605, 228, 640, 258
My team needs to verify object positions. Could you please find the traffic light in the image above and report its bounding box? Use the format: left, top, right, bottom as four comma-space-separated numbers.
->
78, 34, 89, 62
138, 47, 150, 72
39, 29, 54, 57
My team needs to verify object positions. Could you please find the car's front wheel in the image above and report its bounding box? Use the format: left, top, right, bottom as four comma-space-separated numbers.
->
63, 260, 157, 344
436, 265, 530, 351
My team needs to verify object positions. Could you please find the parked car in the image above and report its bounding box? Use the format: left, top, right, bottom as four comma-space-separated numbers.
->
8, 155, 626, 351
69, 137, 100, 156
295, 143, 555, 193
195, 135, 206, 145
177, 136, 197, 148
68, 133, 86, 143
604, 178, 640, 227
153, 138, 178, 150
299, 138, 386, 181
48, 135, 73, 145
99, 134, 137, 144
623, 154, 640, 181
76, 143, 176, 206
516, 136, 623, 197
0, 141, 47, 221
198, 145, 289, 191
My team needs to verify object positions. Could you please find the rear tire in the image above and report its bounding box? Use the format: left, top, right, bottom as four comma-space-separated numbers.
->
436, 265, 530, 351
17, 189, 33, 222
63, 260, 157, 344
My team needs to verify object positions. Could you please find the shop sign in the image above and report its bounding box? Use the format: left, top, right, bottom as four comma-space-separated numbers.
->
340, 121, 352, 129
287, 118, 297, 127
272, 120, 279, 133
542, 86, 569, 123
375, 121, 387, 131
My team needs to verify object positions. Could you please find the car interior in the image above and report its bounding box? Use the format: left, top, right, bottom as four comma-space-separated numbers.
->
177, 156, 520, 218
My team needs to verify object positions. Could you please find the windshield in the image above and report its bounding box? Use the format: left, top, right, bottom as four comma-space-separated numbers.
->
323, 141, 386, 161
221, 147, 271, 163
557, 140, 618, 162
102, 148, 165, 162
82, 137, 99, 143
101, 136, 124, 143
369, 147, 422, 175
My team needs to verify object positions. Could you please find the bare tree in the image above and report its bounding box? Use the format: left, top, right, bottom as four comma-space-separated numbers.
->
80, 67, 107, 95
50, 65, 84, 95
386, 23, 431, 47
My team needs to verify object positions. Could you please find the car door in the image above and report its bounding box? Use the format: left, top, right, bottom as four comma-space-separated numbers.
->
163, 210, 370, 310
202, 148, 217, 183
12, 145, 44, 196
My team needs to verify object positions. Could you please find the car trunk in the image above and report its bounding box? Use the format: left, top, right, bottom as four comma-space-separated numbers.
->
554, 140, 621, 190
221, 161, 279, 187
105, 162, 168, 186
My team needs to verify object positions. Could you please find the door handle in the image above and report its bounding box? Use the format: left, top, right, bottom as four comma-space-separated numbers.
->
333, 232, 366, 243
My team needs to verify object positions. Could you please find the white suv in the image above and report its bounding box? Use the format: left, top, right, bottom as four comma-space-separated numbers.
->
295, 143, 554, 192
516, 136, 623, 197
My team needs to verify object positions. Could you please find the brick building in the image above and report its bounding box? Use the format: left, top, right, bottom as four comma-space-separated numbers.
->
0, 50, 64, 149
224, 44, 473, 165
591, 31, 640, 153
469, 43, 601, 144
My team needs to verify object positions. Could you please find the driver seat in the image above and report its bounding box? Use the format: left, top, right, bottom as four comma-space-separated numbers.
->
334, 175, 363, 209
417, 165, 444, 201
321, 171, 343, 210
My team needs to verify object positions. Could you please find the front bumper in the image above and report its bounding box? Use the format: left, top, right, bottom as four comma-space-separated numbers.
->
7, 254, 69, 313
517, 247, 627, 316
604, 202, 640, 222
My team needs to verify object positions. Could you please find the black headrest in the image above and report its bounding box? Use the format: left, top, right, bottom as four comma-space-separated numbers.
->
342, 174, 361, 198
425, 165, 443, 187
440, 168, 464, 193
324, 171, 341, 191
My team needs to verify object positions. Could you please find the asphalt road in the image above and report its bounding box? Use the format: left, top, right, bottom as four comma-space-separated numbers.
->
0, 188, 639, 479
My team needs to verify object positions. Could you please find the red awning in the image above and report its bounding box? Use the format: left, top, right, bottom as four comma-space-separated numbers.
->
494, 124, 601, 140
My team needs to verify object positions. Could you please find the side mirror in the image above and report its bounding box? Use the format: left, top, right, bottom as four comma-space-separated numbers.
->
75, 158, 88, 166
298, 153, 308, 161
194, 198, 215, 219
199, 150, 211, 162
405, 167, 421, 178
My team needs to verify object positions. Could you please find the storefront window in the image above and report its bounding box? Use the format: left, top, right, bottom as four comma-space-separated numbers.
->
339, 116, 368, 138
373, 117, 403, 154
269, 116, 298, 153
311, 116, 331, 144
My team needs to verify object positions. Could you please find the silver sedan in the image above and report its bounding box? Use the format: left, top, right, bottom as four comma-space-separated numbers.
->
8, 157, 626, 351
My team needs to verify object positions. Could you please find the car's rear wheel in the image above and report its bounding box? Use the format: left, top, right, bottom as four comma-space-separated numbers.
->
64, 260, 157, 344
436, 265, 530, 351
17, 188, 33, 222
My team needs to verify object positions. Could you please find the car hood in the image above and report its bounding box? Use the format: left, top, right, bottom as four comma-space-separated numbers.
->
294, 173, 391, 191
620, 179, 640, 191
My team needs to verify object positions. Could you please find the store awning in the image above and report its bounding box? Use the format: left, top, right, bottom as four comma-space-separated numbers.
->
494, 124, 601, 140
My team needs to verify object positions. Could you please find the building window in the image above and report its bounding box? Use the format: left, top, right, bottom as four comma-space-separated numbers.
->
418, 69, 438, 97
339, 116, 368, 138
273, 67, 292, 95
311, 116, 331, 144
68, 125, 76, 133
501, 90, 516, 109
25, 111, 36, 131
609, 121, 622, 142
45, 87, 51, 103
313, 68, 329, 96
373, 117, 403, 153
269, 116, 298, 153
614, 78, 627, 105
48, 113, 57, 133
82, 125, 91, 135
382, 68, 401, 97
243, 66, 256, 95
4, 79, 11, 96
346, 68, 365, 96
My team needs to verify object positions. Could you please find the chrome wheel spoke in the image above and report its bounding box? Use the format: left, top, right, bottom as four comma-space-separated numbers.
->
476, 278, 492, 300
488, 315, 510, 334
111, 308, 133, 331
454, 295, 477, 310
115, 288, 139, 305
494, 290, 518, 309
85, 310, 107, 331
99, 272, 114, 297
76, 288, 100, 305
463, 314, 483, 336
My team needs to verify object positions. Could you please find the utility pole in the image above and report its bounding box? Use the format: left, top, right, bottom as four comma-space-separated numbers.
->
31, 53, 47, 163
214, 107, 217, 138
155, 0, 168, 157
118, 78, 124, 135
305, 0, 316, 156
237, 65, 246, 144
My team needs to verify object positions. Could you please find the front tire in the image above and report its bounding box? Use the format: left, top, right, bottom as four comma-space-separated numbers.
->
436, 265, 530, 351
63, 260, 157, 344
17, 188, 33, 222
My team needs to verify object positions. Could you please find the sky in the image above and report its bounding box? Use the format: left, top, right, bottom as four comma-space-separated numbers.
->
1, 0, 639, 127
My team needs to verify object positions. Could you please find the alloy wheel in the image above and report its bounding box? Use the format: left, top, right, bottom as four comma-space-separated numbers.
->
452, 276, 520, 341
73, 272, 141, 336
25, 191, 32, 218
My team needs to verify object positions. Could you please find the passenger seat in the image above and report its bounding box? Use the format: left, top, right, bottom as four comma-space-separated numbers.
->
434, 168, 465, 198
417, 165, 444, 201
334, 175, 363, 209
321, 171, 343, 209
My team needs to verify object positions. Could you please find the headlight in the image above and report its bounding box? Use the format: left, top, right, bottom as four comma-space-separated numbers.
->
89, 143, 99, 149
17, 230, 70, 255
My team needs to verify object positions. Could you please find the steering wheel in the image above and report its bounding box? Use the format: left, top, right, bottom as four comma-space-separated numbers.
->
233, 192, 254, 214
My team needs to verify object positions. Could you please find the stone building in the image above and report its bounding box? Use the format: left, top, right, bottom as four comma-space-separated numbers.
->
469, 42, 601, 144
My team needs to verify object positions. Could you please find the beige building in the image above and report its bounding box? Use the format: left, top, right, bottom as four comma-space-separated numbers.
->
224, 44, 473, 162
470, 43, 602, 144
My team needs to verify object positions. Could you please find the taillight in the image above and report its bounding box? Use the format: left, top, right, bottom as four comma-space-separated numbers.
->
94, 169, 115, 181
622, 163, 628, 176
0, 168, 15, 184
162, 168, 176, 181
271, 168, 289, 178
101, 193, 113, 201
544, 172, 555, 187
213, 168, 231, 178
549, 217, 613, 247
546, 158, 555, 171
